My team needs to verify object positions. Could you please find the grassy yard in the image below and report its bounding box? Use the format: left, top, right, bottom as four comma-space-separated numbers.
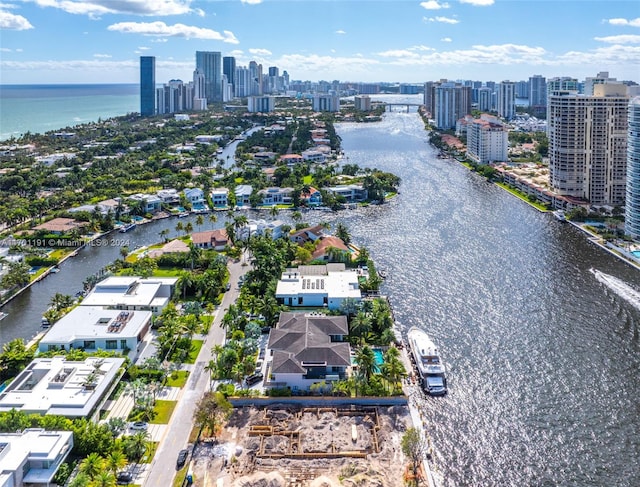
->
165, 370, 189, 388
185, 340, 204, 364
140, 441, 158, 463
495, 182, 550, 212
151, 400, 178, 424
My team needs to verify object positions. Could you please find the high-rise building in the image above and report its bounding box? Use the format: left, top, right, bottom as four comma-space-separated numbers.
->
248, 96, 275, 113
196, 51, 222, 104
140, 56, 156, 116
249, 61, 263, 96
548, 84, 629, 206
625, 97, 640, 238
466, 114, 508, 164
584, 71, 617, 96
424, 80, 471, 129
515, 80, 529, 99
354, 95, 372, 112
193, 68, 207, 110
497, 81, 516, 120
235, 66, 250, 98
313, 94, 340, 112
477, 87, 493, 112
529, 75, 547, 110
223, 56, 236, 89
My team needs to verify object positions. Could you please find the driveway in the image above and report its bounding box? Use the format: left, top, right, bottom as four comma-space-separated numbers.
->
143, 258, 249, 486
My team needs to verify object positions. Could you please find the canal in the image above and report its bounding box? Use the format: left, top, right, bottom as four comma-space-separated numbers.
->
1, 95, 639, 485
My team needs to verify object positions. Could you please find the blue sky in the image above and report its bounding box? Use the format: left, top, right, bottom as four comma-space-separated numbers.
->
1, 0, 639, 85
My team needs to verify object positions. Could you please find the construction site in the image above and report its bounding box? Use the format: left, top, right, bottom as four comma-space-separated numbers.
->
189, 403, 422, 487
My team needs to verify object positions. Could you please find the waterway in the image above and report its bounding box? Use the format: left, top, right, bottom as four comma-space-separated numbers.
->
1, 95, 639, 485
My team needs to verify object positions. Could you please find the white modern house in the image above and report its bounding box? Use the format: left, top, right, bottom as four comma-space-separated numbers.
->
38, 306, 152, 354
184, 187, 205, 205
257, 187, 293, 206
157, 188, 180, 204
275, 264, 361, 310
128, 193, 162, 213
237, 219, 285, 241
0, 429, 73, 487
80, 276, 178, 315
0, 356, 125, 420
267, 312, 351, 392
324, 184, 368, 203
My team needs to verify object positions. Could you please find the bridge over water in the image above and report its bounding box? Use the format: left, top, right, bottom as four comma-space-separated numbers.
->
384, 103, 423, 113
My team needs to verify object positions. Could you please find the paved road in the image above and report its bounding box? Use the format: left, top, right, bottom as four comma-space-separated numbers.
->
144, 258, 249, 487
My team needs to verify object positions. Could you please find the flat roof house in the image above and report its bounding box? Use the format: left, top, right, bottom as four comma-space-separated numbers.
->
267, 312, 351, 392
275, 263, 361, 310
38, 306, 152, 355
0, 429, 73, 487
80, 276, 177, 315
0, 356, 125, 420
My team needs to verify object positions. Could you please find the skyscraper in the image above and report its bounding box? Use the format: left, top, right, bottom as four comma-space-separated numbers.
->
584, 71, 617, 96
223, 56, 236, 89
196, 51, 222, 104
424, 80, 471, 129
529, 75, 547, 111
497, 81, 515, 120
249, 61, 263, 96
140, 56, 156, 116
548, 84, 629, 206
625, 97, 640, 238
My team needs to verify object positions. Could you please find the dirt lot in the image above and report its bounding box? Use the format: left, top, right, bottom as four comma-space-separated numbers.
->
189, 405, 415, 487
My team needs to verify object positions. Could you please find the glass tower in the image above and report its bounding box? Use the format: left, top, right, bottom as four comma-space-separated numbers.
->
626, 97, 640, 238
196, 51, 222, 104
140, 56, 156, 116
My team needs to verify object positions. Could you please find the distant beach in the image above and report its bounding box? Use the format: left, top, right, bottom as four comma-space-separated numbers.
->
0, 84, 139, 141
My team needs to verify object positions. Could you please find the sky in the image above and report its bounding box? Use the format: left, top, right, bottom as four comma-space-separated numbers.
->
0, 0, 639, 85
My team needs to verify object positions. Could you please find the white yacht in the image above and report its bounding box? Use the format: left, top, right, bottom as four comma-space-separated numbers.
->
407, 326, 447, 396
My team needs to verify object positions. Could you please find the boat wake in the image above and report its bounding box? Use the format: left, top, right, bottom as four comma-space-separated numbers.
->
590, 268, 640, 310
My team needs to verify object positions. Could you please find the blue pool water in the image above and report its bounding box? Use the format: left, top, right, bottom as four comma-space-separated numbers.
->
631, 250, 640, 259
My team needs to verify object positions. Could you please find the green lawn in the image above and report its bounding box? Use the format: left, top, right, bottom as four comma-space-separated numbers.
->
165, 370, 189, 388
185, 339, 204, 364
140, 441, 158, 463
151, 400, 178, 424
303, 175, 313, 185
495, 182, 550, 212
151, 268, 183, 277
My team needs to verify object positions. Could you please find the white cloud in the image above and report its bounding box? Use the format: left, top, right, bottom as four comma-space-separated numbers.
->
459, 0, 494, 6
248, 48, 272, 56
409, 45, 435, 51
425, 16, 459, 24
32, 0, 193, 17
137, 46, 150, 50
93, 53, 111, 58
0, 47, 11, 52
335, 29, 346, 35
0, 10, 33, 30
605, 17, 640, 28
276, 53, 379, 77
555, 44, 640, 66
228, 50, 243, 57
107, 21, 239, 43
377, 49, 420, 59
420, 1, 449, 9
441, 37, 452, 42
594, 34, 640, 44
241, 0, 262, 4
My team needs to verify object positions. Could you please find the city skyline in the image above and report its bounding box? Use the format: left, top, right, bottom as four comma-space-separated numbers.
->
1, 0, 639, 85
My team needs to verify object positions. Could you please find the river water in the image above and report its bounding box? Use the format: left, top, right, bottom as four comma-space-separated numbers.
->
1, 96, 639, 486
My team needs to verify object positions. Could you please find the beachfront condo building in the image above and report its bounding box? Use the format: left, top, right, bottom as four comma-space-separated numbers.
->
140, 56, 156, 116
548, 83, 629, 206
625, 97, 640, 238
424, 80, 472, 129
466, 115, 509, 165
529, 75, 547, 115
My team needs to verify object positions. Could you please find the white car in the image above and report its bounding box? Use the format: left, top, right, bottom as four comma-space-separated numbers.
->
130, 421, 148, 431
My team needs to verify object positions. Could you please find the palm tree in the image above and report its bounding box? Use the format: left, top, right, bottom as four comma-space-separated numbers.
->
195, 214, 204, 232
105, 448, 128, 478
88, 471, 117, 487
209, 212, 218, 229
355, 345, 376, 383
269, 205, 279, 219
175, 221, 184, 238
184, 221, 194, 235
49, 292, 74, 312
79, 452, 105, 479
335, 222, 351, 245
159, 228, 170, 243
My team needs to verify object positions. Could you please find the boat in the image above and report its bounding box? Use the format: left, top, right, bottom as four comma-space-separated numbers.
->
177, 211, 190, 218
553, 210, 566, 222
50, 266, 60, 273
119, 222, 136, 233
41, 316, 50, 328
407, 326, 447, 396
378, 269, 388, 279
0, 312, 7, 321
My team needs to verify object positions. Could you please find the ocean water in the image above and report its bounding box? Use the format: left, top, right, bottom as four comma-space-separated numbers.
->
0, 84, 139, 141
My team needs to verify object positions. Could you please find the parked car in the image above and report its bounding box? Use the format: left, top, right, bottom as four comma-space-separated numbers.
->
177, 448, 189, 469
129, 421, 148, 431
245, 372, 264, 386
116, 472, 133, 484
